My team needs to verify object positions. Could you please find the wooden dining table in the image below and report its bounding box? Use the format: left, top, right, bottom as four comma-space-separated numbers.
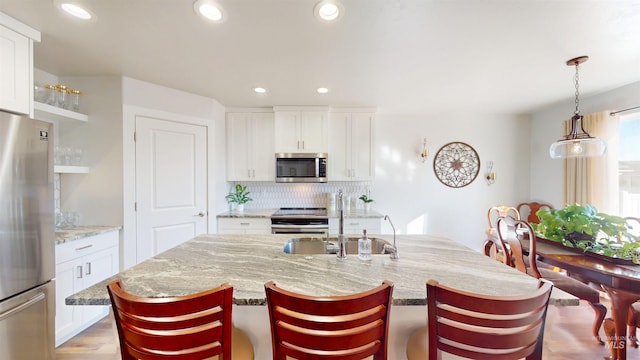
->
530, 238, 640, 360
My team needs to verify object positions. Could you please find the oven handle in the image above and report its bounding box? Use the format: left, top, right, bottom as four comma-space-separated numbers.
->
271, 224, 329, 229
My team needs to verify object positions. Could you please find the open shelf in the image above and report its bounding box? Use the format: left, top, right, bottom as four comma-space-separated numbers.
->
54, 165, 89, 174
34, 101, 88, 122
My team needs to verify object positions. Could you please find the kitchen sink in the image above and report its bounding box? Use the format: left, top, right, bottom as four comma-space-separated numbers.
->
283, 236, 393, 255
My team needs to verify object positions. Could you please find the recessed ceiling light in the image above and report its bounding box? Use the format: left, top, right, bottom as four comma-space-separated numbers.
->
193, 0, 224, 22
314, 0, 343, 22
56, 2, 94, 20
254, 87, 267, 94
317, 87, 329, 94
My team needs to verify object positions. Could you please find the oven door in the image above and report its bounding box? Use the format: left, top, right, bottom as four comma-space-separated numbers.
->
271, 217, 329, 235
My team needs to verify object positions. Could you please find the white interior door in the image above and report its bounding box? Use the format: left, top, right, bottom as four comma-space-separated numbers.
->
135, 116, 207, 263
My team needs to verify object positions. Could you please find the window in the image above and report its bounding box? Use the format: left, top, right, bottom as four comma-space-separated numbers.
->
618, 112, 640, 217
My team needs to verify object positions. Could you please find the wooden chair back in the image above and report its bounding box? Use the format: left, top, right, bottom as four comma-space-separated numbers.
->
516, 202, 553, 224
487, 206, 520, 234
483, 206, 519, 265
107, 279, 234, 360
264, 280, 394, 360
497, 216, 541, 278
427, 278, 553, 360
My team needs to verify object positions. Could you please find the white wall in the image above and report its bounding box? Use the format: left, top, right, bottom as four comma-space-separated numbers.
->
530, 81, 640, 207
121, 77, 226, 268
371, 112, 531, 251
57, 76, 124, 227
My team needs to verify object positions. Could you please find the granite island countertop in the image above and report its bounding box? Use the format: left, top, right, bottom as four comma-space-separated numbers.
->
55, 225, 121, 245
67, 234, 577, 307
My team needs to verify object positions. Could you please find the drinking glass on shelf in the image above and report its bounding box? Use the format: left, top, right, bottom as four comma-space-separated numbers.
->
60, 146, 72, 165
56, 85, 68, 108
44, 85, 56, 105
72, 148, 83, 166
68, 89, 82, 111
54, 145, 61, 165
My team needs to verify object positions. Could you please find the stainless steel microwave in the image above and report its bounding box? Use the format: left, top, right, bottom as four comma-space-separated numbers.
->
275, 153, 328, 183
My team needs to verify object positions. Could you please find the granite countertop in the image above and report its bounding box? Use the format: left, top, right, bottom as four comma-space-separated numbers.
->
55, 226, 121, 245
67, 234, 577, 307
217, 208, 384, 219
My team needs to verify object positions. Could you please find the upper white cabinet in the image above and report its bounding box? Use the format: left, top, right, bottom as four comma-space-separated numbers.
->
274, 107, 328, 153
329, 111, 375, 181
226, 112, 275, 181
0, 13, 40, 116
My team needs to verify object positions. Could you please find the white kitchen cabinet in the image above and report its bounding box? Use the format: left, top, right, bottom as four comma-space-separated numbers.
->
226, 112, 274, 181
274, 109, 328, 153
329, 217, 381, 235
55, 231, 119, 346
329, 112, 375, 181
217, 217, 272, 234
0, 14, 40, 115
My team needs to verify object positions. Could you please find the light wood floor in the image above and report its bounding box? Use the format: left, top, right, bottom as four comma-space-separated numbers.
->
57, 300, 640, 360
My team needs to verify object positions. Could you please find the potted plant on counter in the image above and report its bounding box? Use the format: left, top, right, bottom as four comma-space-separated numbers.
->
532, 204, 639, 264
225, 184, 252, 212
359, 194, 374, 212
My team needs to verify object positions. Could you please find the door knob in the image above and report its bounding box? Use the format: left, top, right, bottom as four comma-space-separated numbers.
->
195, 211, 206, 217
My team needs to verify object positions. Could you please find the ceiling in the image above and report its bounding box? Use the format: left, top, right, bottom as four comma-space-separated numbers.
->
1, 0, 639, 115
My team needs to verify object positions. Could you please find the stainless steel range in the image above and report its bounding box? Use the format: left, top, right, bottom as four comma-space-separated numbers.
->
271, 207, 329, 235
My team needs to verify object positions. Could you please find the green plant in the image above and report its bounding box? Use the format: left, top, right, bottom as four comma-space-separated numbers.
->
533, 204, 639, 262
359, 194, 374, 203
225, 184, 252, 205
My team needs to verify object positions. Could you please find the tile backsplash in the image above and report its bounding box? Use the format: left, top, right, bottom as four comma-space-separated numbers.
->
225, 181, 373, 211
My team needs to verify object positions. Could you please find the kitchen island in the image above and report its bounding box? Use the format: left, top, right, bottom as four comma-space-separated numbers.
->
67, 234, 576, 359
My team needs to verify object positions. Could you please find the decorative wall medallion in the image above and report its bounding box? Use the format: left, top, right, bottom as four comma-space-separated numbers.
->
433, 142, 480, 188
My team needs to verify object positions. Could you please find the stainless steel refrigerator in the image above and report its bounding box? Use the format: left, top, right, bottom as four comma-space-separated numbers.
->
0, 110, 55, 359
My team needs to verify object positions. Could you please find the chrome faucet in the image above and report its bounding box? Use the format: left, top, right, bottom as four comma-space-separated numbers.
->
336, 189, 347, 260
384, 215, 399, 259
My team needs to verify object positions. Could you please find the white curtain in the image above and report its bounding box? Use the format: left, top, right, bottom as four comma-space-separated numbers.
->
563, 111, 620, 213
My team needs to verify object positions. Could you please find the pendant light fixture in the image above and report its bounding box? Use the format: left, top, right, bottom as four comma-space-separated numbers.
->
549, 56, 606, 159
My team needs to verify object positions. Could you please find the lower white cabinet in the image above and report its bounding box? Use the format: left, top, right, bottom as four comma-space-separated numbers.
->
329, 218, 381, 235
217, 218, 272, 234
54, 231, 119, 346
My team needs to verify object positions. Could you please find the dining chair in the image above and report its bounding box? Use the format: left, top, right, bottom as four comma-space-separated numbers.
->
516, 202, 553, 224
264, 280, 394, 360
497, 216, 608, 345
483, 205, 520, 264
107, 279, 254, 360
406, 278, 553, 360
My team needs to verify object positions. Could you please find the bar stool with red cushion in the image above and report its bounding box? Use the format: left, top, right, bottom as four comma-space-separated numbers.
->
264, 280, 394, 360
497, 216, 608, 345
107, 278, 254, 359
406, 278, 553, 360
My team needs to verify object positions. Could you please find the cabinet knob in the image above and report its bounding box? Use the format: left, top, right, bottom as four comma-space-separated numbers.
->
195, 211, 206, 217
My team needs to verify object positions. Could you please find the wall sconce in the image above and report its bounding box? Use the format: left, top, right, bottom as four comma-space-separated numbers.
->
485, 161, 496, 185
419, 138, 429, 163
